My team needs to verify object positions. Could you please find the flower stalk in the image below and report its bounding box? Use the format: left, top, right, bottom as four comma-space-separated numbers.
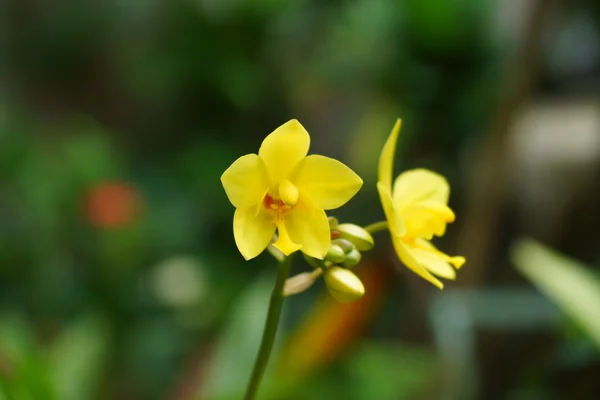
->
244, 254, 294, 400
364, 221, 389, 235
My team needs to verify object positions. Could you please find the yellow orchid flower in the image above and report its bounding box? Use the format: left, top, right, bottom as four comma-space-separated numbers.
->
377, 119, 465, 288
221, 119, 363, 260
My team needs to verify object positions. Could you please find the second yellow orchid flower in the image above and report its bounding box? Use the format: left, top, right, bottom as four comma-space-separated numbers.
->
377, 119, 465, 288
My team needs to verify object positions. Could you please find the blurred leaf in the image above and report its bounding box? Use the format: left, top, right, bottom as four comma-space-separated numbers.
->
48, 313, 111, 400
0, 315, 55, 400
123, 315, 192, 399
0, 112, 31, 179
0, 315, 36, 363
16, 142, 68, 239
405, 0, 486, 52
60, 124, 120, 185
316, 0, 398, 84
348, 100, 400, 181
294, 341, 435, 400
347, 342, 435, 399
0, 359, 55, 400
217, 55, 263, 109
512, 239, 600, 350
200, 269, 284, 399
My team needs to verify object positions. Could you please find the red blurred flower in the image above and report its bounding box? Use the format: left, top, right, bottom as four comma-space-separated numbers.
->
85, 181, 142, 228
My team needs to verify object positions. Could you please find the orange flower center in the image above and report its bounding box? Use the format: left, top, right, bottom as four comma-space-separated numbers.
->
264, 194, 292, 220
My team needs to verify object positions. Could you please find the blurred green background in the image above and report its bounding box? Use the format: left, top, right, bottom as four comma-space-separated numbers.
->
2, 0, 600, 399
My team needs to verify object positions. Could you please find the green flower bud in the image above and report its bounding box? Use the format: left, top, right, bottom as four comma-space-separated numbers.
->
328, 216, 339, 230
341, 248, 362, 268
326, 244, 346, 264
303, 253, 325, 269
335, 223, 374, 251
331, 238, 355, 254
324, 267, 365, 302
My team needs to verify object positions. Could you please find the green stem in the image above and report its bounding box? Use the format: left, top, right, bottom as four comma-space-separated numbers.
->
364, 220, 389, 234
244, 254, 294, 400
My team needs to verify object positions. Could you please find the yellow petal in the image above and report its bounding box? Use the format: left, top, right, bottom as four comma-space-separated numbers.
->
419, 200, 455, 222
376, 182, 406, 237
450, 256, 466, 269
409, 248, 456, 280
292, 155, 363, 210
402, 207, 447, 239
221, 154, 269, 209
283, 197, 330, 259
273, 222, 302, 256
413, 238, 465, 269
391, 237, 443, 289
392, 168, 449, 211
259, 119, 310, 187
233, 206, 276, 260
378, 119, 402, 190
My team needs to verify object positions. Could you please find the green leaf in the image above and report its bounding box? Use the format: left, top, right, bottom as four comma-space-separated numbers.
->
299, 342, 435, 400
347, 342, 435, 399
0, 315, 36, 363
199, 270, 287, 400
512, 238, 600, 350
48, 313, 111, 400
0, 315, 55, 400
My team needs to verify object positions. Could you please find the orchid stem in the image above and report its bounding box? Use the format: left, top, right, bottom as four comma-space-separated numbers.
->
244, 254, 294, 400
364, 221, 389, 235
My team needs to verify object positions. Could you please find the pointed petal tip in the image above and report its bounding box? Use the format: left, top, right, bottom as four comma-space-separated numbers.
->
301, 246, 329, 260
280, 118, 307, 133
447, 210, 456, 223
429, 275, 444, 289
378, 119, 403, 189
272, 240, 302, 256
259, 120, 310, 185
421, 269, 444, 289
451, 256, 466, 269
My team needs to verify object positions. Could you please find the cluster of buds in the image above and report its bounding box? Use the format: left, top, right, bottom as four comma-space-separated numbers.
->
302, 217, 374, 302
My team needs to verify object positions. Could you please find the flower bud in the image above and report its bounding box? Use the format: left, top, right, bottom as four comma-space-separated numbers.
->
303, 253, 326, 269
328, 216, 339, 230
326, 244, 346, 264
341, 248, 362, 268
335, 223, 374, 251
283, 269, 322, 297
324, 267, 365, 302
331, 238, 354, 254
